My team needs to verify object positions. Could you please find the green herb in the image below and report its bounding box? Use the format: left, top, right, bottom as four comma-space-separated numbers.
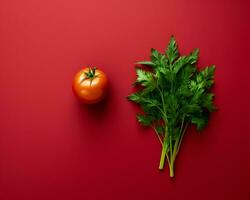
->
128, 36, 216, 178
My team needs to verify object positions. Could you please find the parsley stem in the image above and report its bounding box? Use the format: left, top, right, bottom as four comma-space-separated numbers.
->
167, 122, 188, 177
169, 162, 174, 177
169, 135, 175, 177
172, 116, 185, 162
166, 153, 170, 165
152, 125, 163, 145
158, 127, 168, 170
169, 135, 173, 161
157, 87, 168, 123
176, 123, 188, 156
159, 142, 167, 170
167, 147, 175, 177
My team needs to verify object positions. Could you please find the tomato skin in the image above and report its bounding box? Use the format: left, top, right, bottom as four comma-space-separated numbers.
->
72, 67, 108, 104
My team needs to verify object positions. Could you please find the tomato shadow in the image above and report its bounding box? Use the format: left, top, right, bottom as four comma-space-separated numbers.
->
72, 85, 114, 143
75, 90, 111, 120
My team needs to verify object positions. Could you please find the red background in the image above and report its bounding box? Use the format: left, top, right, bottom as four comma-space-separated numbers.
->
1, 0, 250, 199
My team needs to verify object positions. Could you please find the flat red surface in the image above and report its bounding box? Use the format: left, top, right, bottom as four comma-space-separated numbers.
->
1, 0, 250, 199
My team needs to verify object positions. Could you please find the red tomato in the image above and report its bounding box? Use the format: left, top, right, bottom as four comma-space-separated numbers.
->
72, 67, 108, 104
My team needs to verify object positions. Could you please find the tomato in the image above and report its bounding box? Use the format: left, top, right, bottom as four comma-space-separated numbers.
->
72, 67, 108, 104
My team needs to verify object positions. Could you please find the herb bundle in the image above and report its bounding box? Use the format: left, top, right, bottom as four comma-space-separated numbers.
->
128, 36, 216, 177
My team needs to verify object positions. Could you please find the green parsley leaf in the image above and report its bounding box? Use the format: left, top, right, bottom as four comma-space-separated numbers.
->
136, 114, 153, 126
136, 61, 156, 67
166, 36, 179, 65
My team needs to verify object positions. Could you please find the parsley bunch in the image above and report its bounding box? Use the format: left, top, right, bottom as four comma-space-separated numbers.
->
128, 36, 216, 177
